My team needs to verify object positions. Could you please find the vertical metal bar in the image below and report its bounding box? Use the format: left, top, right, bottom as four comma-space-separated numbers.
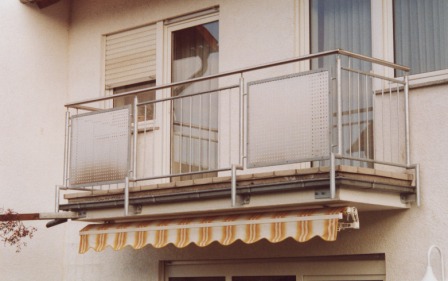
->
365, 75, 369, 160
143, 105, 148, 178
415, 164, 421, 207
389, 85, 393, 162
381, 86, 385, 161
228, 89, 232, 167
404, 75, 411, 166
372, 76, 376, 161
239, 74, 245, 167
231, 164, 237, 207
55, 185, 60, 213
216, 92, 220, 170
336, 56, 343, 155
133, 96, 138, 180
364, 76, 372, 159
63, 110, 70, 187
208, 92, 212, 170
124, 177, 129, 216
348, 60, 352, 158
152, 101, 156, 177
199, 94, 203, 171
396, 83, 400, 163
189, 96, 192, 173
330, 152, 336, 199
179, 99, 183, 174
357, 73, 361, 158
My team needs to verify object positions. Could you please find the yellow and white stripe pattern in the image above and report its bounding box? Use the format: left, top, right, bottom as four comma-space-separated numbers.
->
78, 207, 355, 254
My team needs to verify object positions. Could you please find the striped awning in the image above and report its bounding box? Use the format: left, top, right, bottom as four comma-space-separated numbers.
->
79, 207, 359, 253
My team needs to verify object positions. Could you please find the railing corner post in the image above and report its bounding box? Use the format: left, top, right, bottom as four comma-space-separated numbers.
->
330, 152, 336, 199
231, 164, 237, 207
124, 177, 130, 216
55, 185, 60, 213
404, 74, 411, 166
336, 55, 343, 155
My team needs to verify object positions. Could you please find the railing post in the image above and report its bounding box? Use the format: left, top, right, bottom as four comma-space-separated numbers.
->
336, 55, 343, 155
416, 164, 421, 207
239, 74, 245, 167
133, 95, 138, 179
124, 177, 129, 216
55, 185, 60, 213
404, 74, 411, 166
330, 152, 336, 199
231, 164, 237, 207
63, 110, 70, 187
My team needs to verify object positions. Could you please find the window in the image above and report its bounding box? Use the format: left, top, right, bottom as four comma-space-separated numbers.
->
104, 24, 156, 89
310, 0, 374, 164
113, 80, 155, 122
168, 18, 219, 179
310, 0, 372, 69
105, 24, 157, 121
394, 0, 448, 75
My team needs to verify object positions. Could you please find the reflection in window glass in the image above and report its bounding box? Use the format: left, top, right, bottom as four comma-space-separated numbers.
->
114, 81, 155, 122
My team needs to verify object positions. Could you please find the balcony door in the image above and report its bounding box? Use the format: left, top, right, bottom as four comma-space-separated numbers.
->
165, 15, 219, 180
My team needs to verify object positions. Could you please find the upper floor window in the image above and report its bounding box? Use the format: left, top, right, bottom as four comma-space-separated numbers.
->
394, 0, 448, 75
311, 0, 372, 68
104, 24, 157, 121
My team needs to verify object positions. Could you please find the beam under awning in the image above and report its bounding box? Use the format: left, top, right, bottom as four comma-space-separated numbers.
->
79, 207, 359, 254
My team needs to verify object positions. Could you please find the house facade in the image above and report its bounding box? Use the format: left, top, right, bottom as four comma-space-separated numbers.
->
0, 0, 447, 280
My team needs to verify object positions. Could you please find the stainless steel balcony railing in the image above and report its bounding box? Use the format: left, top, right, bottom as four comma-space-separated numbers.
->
56, 49, 419, 214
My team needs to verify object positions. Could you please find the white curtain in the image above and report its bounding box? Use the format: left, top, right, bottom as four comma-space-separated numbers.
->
311, 0, 373, 165
311, 0, 371, 69
394, 0, 448, 75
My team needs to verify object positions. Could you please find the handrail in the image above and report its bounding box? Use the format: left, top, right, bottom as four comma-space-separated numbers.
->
65, 49, 410, 108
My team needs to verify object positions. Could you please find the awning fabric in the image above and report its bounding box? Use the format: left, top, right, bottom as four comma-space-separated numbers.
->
79, 207, 359, 253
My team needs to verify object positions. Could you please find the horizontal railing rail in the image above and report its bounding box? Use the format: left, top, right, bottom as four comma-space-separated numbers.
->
64, 49, 410, 108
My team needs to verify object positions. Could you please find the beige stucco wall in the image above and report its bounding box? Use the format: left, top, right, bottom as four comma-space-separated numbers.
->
1, 0, 447, 280
0, 1, 69, 280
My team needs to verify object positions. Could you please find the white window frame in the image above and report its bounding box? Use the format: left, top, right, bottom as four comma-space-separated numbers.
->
296, 0, 448, 86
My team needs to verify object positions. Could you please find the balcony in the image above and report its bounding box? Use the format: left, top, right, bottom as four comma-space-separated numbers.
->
56, 50, 419, 223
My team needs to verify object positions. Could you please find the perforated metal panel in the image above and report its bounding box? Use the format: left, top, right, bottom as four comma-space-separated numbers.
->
69, 106, 131, 186
247, 70, 330, 168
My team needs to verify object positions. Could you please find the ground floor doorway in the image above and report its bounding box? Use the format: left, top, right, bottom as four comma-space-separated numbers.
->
163, 255, 385, 281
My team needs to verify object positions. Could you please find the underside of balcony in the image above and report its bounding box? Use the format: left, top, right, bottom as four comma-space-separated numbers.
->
60, 165, 415, 223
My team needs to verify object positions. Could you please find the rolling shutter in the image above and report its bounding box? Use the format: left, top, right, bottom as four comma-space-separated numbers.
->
105, 24, 156, 89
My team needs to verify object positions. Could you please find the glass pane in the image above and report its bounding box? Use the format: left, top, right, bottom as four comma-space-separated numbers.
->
394, 0, 448, 75
171, 21, 219, 178
114, 81, 155, 122
310, 1, 373, 166
311, 0, 371, 70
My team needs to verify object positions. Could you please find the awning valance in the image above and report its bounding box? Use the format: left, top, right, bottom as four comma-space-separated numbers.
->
79, 207, 359, 253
